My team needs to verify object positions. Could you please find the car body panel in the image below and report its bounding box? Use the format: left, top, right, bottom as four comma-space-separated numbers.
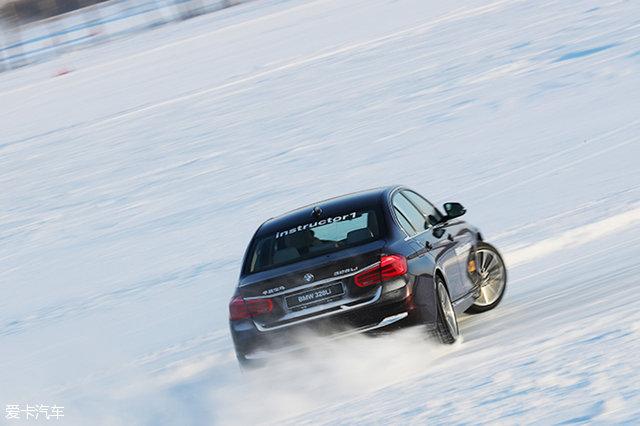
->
230, 185, 491, 363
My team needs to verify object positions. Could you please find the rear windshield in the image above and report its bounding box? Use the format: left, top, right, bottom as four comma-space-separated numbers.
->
245, 209, 383, 274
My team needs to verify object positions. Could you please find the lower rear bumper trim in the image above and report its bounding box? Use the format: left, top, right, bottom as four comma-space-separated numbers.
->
244, 311, 408, 360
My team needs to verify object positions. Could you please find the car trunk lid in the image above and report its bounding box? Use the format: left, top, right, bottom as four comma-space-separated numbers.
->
238, 240, 385, 329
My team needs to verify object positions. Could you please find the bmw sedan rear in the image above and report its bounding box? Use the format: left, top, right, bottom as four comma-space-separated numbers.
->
229, 190, 416, 365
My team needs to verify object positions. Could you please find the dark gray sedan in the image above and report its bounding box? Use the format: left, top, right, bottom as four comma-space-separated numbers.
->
229, 186, 507, 366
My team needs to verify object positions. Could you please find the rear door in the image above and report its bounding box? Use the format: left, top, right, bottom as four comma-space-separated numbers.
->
391, 191, 462, 296
405, 192, 476, 298
438, 219, 477, 297
396, 190, 466, 300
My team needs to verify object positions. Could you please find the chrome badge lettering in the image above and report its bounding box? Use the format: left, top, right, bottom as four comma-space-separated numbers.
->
262, 285, 286, 296
334, 266, 358, 276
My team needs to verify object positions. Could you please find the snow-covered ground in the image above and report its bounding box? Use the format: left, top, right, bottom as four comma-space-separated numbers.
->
0, 0, 250, 66
1, 0, 640, 424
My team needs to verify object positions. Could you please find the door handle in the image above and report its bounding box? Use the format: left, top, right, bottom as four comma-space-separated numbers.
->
432, 227, 446, 239
447, 233, 454, 242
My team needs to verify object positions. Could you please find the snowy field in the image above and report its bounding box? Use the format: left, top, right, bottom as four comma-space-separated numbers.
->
0, 0, 251, 67
1, 0, 640, 424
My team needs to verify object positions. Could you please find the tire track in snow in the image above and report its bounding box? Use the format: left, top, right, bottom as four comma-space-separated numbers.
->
0, 259, 230, 338
508, 234, 640, 286
0, 0, 523, 150
459, 119, 640, 199
504, 205, 640, 268
0, 0, 340, 99
0, 0, 523, 100
477, 135, 640, 203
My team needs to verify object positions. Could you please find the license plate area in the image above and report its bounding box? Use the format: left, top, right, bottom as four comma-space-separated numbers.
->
285, 283, 345, 310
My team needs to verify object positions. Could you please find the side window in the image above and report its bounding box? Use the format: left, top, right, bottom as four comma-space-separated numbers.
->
394, 207, 415, 235
392, 193, 426, 236
402, 190, 442, 226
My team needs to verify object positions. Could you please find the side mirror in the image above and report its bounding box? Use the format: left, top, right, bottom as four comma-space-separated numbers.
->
443, 202, 466, 220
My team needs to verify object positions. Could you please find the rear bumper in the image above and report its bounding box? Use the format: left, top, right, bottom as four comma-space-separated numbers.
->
245, 312, 409, 360
230, 279, 418, 362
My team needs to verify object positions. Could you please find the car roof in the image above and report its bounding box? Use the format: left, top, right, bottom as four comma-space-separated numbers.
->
256, 185, 401, 236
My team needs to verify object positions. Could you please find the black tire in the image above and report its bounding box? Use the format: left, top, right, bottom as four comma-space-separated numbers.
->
465, 242, 507, 314
434, 275, 459, 344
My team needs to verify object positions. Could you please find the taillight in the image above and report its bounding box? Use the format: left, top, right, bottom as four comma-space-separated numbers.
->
354, 254, 408, 287
229, 296, 248, 320
380, 254, 409, 279
229, 295, 273, 320
354, 266, 381, 287
247, 298, 273, 316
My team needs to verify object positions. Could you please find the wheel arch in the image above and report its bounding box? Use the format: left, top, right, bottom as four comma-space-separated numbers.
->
410, 267, 444, 326
434, 267, 454, 296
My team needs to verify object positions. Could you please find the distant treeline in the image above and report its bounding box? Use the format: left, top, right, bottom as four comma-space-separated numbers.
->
1, 0, 109, 22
